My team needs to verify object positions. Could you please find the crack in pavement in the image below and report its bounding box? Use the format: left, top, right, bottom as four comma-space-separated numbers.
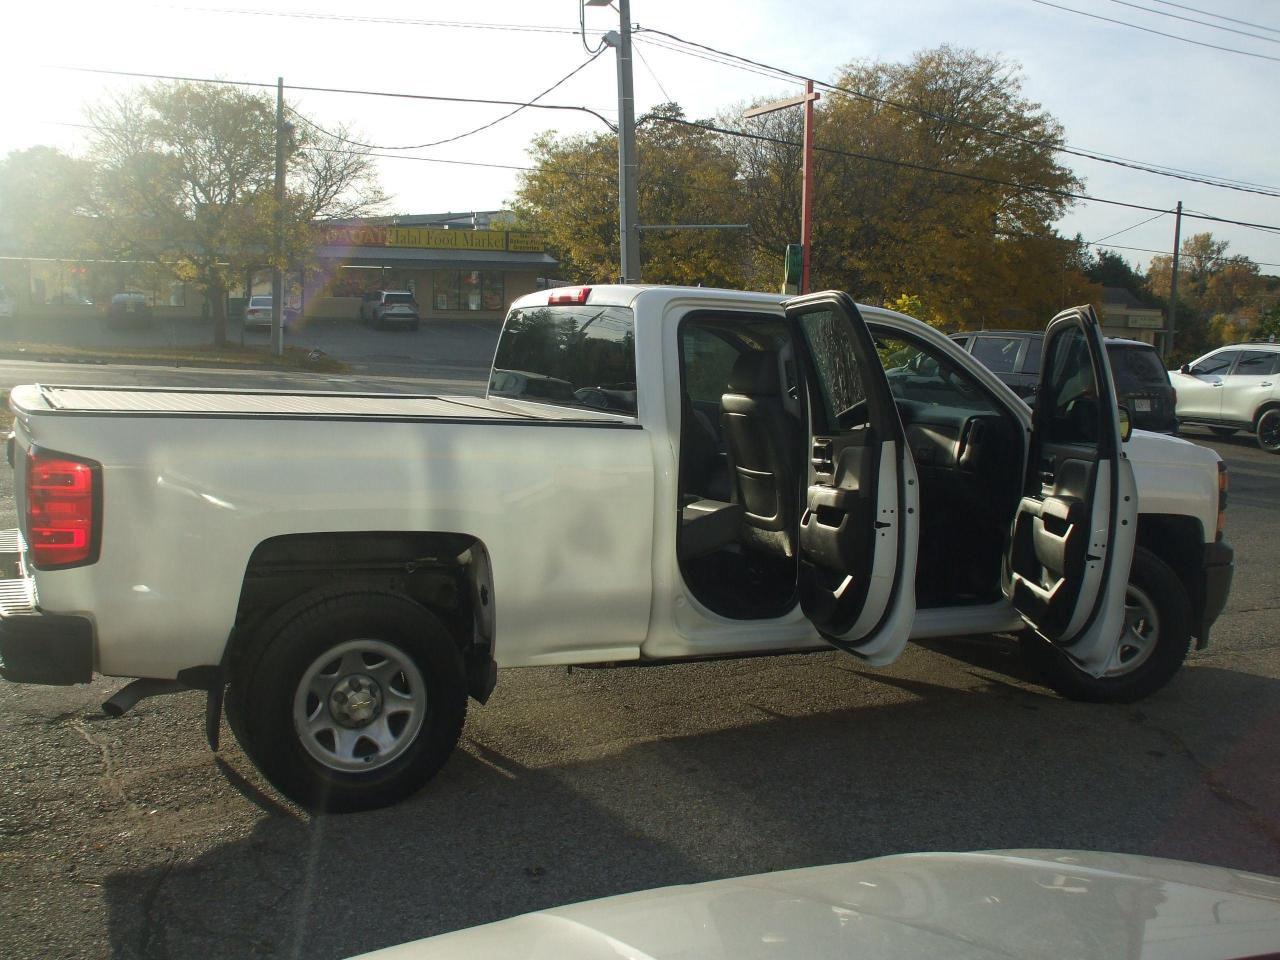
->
1132, 710, 1280, 851
70, 718, 136, 811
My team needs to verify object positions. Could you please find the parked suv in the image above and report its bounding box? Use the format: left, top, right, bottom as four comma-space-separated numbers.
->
359, 290, 420, 330
952, 330, 1178, 433
1171, 342, 1280, 453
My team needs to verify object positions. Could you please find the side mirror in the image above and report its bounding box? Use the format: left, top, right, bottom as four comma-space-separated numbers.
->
1118, 405, 1133, 443
1180, 363, 1191, 375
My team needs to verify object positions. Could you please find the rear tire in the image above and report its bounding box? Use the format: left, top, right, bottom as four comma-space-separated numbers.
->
1020, 547, 1191, 703
1257, 408, 1280, 454
230, 589, 467, 812
1209, 427, 1238, 438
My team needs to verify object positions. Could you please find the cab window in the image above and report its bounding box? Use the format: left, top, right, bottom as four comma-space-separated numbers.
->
1234, 351, 1278, 376
971, 335, 1023, 374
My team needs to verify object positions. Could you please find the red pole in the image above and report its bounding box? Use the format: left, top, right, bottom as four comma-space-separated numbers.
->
800, 79, 815, 294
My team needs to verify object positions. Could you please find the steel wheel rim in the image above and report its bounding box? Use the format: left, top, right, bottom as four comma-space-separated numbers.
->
1104, 583, 1161, 678
1259, 410, 1280, 451
292, 639, 427, 773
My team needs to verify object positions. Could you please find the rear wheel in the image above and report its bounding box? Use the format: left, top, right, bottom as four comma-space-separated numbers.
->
1257, 408, 1280, 454
1020, 547, 1191, 703
230, 590, 467, 812
1209, 426, 1238, 438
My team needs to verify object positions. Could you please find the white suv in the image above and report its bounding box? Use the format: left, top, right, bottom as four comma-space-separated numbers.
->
1171, 341, 1280, 452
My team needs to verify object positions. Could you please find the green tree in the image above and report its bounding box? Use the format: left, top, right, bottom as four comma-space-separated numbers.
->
0, 146, 94, 256
512, 104, 747, 286
87, 81, 384, 346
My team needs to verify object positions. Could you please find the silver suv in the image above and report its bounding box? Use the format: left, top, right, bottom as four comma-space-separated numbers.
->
1170, 341, 1280, 452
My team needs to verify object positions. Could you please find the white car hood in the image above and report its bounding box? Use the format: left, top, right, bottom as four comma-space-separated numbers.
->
353, 850, 1280, 960
1125, 427, 1221, 467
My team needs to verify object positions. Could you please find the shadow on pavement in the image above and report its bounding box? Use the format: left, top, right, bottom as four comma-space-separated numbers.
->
100, 661, 1280, 960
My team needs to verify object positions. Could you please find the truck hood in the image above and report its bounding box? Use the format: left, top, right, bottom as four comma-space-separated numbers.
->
352, 850, 1280, 960
1125, 427, 1221, 469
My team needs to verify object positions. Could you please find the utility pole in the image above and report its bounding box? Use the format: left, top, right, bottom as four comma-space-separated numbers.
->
594, 0, 640, 283
1167, 200, 1182, 361
271, 76, 285, 359
743, 82, 821, 293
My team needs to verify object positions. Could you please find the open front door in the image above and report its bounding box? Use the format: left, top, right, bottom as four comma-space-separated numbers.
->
786, 292, 919, 665
1006, 305, 1138, 675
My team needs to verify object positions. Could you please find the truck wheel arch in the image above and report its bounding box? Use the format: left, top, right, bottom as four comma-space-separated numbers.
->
1135, 513, 1208, 646
226, 531, 496, 703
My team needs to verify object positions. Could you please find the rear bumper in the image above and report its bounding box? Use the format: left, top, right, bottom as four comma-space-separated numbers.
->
0, 529, 94, 685
0, 611, 94, 685
1197, 539, 1234, 646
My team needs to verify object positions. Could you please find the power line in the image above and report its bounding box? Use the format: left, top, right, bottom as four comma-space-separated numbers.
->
178, 8, 585, 35
632, 42, 674, 103
1027, 0, 1280, 62
1145, 0, 1280, 35
285, 50, 606, 151
649, 114, 1280, 233
1103, 0, 1280, 44
635, 28, 1280, 196
52, 66, 617, 130
1090, 210, 1169, 244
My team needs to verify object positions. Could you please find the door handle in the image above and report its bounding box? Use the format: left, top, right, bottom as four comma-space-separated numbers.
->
1262, 382, 1274, 388
1039, 457, 1056, 484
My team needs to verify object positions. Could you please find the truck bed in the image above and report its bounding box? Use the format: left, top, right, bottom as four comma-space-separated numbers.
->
13, 385, 632, 425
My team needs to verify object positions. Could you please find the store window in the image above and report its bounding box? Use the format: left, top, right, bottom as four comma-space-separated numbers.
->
433, 270, 505, 312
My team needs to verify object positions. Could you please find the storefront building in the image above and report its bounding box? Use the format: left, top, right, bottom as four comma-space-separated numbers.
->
304, 218, 558, 322
0, 211, 558, 325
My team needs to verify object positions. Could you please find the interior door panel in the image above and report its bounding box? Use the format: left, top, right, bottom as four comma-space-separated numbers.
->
785, 292, 918, 663
1004, 306, 1137, 674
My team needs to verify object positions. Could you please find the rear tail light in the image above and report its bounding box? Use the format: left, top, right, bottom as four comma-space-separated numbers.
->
1216, 460, 1228, 541
25, 449, 101, 569
548, 286, 591, 305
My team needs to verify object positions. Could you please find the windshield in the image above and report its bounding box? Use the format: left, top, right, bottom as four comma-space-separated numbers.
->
1107, 343, 1168, 388
383, 293, 415, 305
248, 297, 272, 308
490, 305, 637, 414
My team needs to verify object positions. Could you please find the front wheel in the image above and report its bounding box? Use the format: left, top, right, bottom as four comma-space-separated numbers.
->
1020, 547, 1191, 703
1257, 408, 1280, 454
230, 590, 467, 812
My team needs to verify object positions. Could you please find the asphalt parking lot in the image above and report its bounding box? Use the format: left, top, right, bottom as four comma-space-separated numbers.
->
0, 414, 1276, 959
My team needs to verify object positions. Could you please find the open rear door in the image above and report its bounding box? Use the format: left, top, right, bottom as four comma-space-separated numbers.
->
786, 292, 919, 666
1005, 305, 1138, 675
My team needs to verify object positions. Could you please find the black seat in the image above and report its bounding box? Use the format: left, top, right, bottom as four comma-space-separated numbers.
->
720, 351, 798, 557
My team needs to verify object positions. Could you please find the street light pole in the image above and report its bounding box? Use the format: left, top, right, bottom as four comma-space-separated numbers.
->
271, 76, 285, 359
595, 0, 640, 283
1167, 200, 1183, 360
743, 82, 821, 294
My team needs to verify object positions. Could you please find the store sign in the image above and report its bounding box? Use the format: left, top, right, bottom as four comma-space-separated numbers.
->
321, 226, 546, 253
1128, 313, 1164, 329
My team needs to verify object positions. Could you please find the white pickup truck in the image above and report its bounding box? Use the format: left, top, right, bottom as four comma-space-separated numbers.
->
0, 286, 1234, 811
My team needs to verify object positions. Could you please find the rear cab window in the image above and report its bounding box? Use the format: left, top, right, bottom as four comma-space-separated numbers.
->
384, 293, 415, 305
1233, 351, 1280, 376
970, 335, 1023, 374
1107, 344, 1169, 389
490, 304, 637, 415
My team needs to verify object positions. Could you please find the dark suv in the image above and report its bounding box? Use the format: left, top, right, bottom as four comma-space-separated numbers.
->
951, 330, 1178, 433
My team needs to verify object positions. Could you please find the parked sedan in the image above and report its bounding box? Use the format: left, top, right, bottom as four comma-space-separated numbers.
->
243, 296, 298, 331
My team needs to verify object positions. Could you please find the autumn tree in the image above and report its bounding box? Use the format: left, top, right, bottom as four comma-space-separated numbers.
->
87, 81, 385, 346
512, 104, 747, 286
1148, 233, 1264, 354
727, 46, 1088, 325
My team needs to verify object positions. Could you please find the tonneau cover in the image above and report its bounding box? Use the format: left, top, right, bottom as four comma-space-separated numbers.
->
27, 385, 630, 423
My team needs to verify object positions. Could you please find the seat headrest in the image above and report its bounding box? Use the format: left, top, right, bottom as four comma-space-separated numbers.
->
726, 351, 781, 395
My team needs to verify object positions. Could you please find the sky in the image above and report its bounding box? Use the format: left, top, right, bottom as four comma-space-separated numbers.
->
4, 0, 1280, 276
